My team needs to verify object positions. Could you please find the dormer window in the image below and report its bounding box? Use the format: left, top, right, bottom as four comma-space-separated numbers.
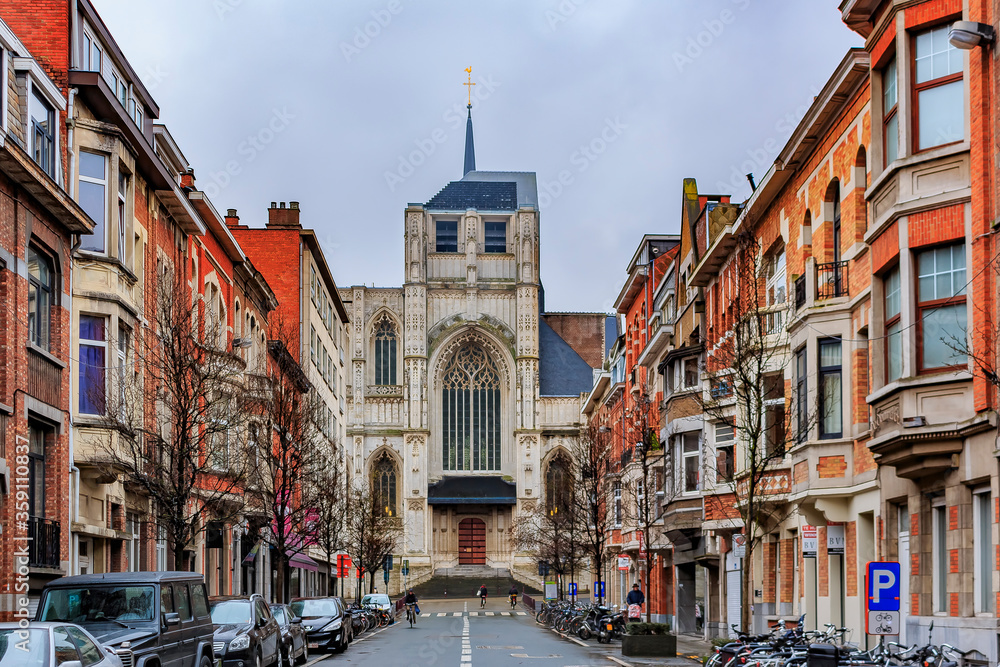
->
436, 220, 458, 252
30, 88, 55, 177
483, 221, 506, 253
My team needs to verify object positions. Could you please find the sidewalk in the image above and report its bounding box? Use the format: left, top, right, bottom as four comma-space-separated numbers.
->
546, 624, 711, 666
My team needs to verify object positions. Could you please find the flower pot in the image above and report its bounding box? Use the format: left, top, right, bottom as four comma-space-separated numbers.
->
621, 633, 676, 658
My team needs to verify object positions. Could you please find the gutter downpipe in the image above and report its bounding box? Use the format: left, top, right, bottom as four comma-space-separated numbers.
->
69, 232, 82, 576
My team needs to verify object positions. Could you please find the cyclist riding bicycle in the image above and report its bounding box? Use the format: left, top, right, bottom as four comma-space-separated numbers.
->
508, 584, 518, 609
403, 589, 418, 625
478, 584, 489, 608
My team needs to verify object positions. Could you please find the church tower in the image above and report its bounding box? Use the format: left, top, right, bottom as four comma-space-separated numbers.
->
342, 74, 607, 586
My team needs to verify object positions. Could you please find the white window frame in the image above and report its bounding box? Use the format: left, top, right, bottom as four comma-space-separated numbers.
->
78, 150, 108, 254
681, 432, 700, 494
118, 170, 129, 263
156, 525, 168, 571
932, 500, 948, 614
82, 28, 103, 74
765, 246, 786, 334
117, 324, 129, 421
973, 487, 994, 614
714, 422, 735, 486
126, 511, 140, 572
79, 314, 108, 416
613, 481, 622, 528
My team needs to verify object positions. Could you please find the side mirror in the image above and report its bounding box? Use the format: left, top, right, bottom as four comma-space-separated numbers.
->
290, 616, 302, 624
164, 612, 180, 626
60, 661, 83, 667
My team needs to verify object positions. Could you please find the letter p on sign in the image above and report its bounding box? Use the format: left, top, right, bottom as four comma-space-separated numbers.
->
866, 561, 901, 612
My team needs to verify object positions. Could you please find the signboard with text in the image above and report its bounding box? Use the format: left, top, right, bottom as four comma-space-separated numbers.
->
865, 561, 901, 635
802, 526, 818, 558
617, 556, 631, 571
827, 525, 845, 555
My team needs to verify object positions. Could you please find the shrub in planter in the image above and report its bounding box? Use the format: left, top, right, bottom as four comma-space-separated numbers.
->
622, 623, 676, 657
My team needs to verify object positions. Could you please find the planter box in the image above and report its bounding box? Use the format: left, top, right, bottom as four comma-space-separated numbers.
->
621, 633, 676, 657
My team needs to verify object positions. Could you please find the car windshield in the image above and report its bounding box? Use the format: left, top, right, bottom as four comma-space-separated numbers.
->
270, 607, 286, 624
289, 599, 338, 617
209, 600, 251, 625
39, 586, 156, 624
0, 629, 48, 667
361, 595, 389, 605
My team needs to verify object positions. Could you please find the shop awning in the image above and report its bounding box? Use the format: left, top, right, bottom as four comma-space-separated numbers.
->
427, 476, 517, 505
287, 551, 319, 572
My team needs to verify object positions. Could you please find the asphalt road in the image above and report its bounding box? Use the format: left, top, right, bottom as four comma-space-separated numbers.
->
309, 598, 620, 666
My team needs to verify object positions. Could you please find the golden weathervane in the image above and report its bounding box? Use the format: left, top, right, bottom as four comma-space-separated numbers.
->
463, 66, 476, 106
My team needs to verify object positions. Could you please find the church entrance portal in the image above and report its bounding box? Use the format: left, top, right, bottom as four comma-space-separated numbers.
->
458, 518, 486, 565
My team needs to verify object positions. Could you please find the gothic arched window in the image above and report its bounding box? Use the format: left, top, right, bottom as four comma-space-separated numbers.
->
545, 454, 572, 514
374, 316, 397, 385
372, 452, 397, 517
441, 343, 501, 471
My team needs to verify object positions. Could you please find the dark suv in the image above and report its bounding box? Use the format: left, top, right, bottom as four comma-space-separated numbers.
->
35, 571, 215, 667
288, 597, 351, 653
208, 594, 280, 667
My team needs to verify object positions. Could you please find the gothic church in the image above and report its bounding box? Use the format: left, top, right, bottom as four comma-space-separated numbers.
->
341, 107, 611, 581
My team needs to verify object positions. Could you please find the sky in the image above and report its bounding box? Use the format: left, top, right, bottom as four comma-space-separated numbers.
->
92, 0, 862, 314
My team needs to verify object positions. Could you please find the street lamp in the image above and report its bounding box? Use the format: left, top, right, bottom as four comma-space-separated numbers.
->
949, 21, 995, 49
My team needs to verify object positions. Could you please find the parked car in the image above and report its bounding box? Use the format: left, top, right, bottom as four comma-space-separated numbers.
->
0, 622, 123, 667
35, 571, 215, 667
209, 594, 280, 667
360, 593, 392, 614
268, 603, 308, 667
288, 597, 351, 653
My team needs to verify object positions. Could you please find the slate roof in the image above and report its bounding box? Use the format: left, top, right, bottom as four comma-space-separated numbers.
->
425, 180, 518, 211
539, 316, 596, 397
427, 476, 517, 504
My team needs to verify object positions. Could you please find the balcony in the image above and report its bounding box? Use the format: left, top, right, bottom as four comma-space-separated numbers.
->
28, 517, 60, 568
27, 346, 64, 407
816, 260, 849, 300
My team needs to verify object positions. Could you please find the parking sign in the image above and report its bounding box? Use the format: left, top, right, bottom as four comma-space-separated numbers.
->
866, 561, 901, 635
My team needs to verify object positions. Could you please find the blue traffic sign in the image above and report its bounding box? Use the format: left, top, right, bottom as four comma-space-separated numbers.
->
568, 583, 577, 596
866, 561, 900, 612
593, 581, 605, 597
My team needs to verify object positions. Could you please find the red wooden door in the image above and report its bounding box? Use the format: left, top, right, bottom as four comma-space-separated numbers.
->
458, 518, 486, 565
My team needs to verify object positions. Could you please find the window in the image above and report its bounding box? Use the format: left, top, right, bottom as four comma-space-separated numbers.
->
310, 265, 317, 304
118, 171, 128, 261
373, 316, 397, 386
30, 88, 55, 176
831, 185, 842, 264
79, 152, 107, 252
83, 31, 102, 73
28, 246, 53, 350
310, 325, 317, 367
883, 58, 898, 164
819, 339, 842, 439
436, 220, 458, 252
209, 395, 232, 470
175, 584, 192, 621
66, 626, 103, 667
914, 26, 964, 151
884, 267, 902, 382
796, 347, 808, 442
765, 245, 786, 334
53, 627, 81, 666
28, 423, 47, 518
973, 490, 994, 613
545, 454, 571, 514
674, 357, 698, 391
484, 221, 507, 253
917, 244, 967, 370
79, 315, 107, 415
613, 481, 622, 527
763, 373, 786, 455
191, 583, 209, 618
933, 503, 947, 612
156, 525, 167, 571
126, 511, 140, 571
442, 343, 501, 471
715, 423, 735, 483
682, 433, 700, 492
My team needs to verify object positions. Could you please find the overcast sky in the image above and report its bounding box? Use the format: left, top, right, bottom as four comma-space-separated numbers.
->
93, 0, 861, 313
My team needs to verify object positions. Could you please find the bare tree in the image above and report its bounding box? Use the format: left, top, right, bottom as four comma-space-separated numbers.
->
342, 484, 402, 601
308, 455, 347, 596
571, 414, 616, 605
244, 324, 331, 603
699, 231, 801, 633
99, 273, 249, 570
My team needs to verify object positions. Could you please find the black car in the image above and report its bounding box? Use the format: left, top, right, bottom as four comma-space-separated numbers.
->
35, 571, 215, 667
268, 603, 308, 667
209, 594, 281, 667
288, 597, 351, 653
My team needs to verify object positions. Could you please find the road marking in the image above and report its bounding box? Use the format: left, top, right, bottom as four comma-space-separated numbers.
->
349, 619, 400, 645
461, 613, 472, 666
476, 646, 524, 649
607, 656, 634, 667
436, 612, 446, 616
469, 611, 479, 616
516, 611, 527, 616
421, 613, 431, 617
510, 654, 562, 659
485, 611, 494, 616
453, 611, 463, 616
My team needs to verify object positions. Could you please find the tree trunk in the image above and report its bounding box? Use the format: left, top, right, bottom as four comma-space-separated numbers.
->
741, 542, 753, 633
275, 557, 285, 604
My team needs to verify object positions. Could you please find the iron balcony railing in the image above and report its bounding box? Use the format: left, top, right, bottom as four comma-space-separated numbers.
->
28, 516, 60, 568
816, 260, 849, 300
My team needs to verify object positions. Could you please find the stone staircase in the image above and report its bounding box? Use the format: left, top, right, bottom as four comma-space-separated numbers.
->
410, 565, 541, 599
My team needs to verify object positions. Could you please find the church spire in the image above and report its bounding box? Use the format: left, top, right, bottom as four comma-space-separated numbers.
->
463, 67, 476, 176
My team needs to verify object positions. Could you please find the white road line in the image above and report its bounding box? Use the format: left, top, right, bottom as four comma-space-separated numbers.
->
453, 611, 462, 616
469, 611, 478, 616
485, 611, 494, 616
436, 612, 446, 616
421, 613, 431, 617
516, 611, 527, 616
461, 613, 472, 667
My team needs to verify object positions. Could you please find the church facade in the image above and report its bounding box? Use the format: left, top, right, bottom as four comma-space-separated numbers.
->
341, 116, 609, 582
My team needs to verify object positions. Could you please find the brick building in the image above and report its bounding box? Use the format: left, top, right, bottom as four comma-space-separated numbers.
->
0, 18, 94, 619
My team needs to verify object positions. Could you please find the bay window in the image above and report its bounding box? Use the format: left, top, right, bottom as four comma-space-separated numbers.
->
681, 433, 700, 492
819, 339, 842, 439
795, 347, 807, 442
30, 88, 55, 177
118, 171, 129, 261
916, 243, 966, 371
79, 151, 107, 253
884, 267, 902, 382
914, 25, 964, 151
79, 315, 107, 416
883, 57, 898, 164
715, 423, 734, 483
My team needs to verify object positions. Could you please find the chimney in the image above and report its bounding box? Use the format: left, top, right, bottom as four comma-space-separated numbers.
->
267, 201, 301, 228
180, 168, 195, 190
225, 208, 241, 228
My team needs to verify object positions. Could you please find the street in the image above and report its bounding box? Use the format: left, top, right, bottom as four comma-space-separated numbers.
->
309, 599, 620, 666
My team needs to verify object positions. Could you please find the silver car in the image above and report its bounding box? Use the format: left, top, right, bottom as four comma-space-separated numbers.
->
360, 594, 391, 613
0, 622, 124, 667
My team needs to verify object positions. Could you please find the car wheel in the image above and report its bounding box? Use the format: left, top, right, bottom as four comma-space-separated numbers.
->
255, 650, 263, 667
296, 642, 308, 665
279, 647, 289, 667
200, 656, 213, 667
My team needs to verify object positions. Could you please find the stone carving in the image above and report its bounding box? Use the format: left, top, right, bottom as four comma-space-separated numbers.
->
408, 499, 424, 511
871, 403, 901, 433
